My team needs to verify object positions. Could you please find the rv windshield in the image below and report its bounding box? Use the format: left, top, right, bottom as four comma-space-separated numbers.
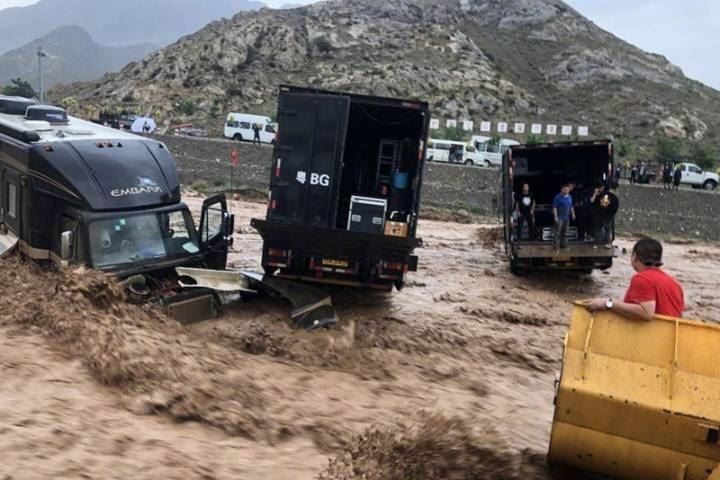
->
88, 209, 200, 269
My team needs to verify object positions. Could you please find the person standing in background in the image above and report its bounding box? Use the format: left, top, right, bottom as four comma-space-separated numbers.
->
253, 123, 262, 144
574, 184, 593, 242
662, 163, 672, 190
553, 184, 575, 251
591, 182, 620, 249
673, 165, 682, 191
630, 163, 638, 184
514, 183, 536, 240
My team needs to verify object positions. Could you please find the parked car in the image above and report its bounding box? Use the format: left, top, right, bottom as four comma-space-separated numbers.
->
426, 139, 484, 166
672, 162, 719, 190
223, 112, 276, 143
471, 135, 520, 167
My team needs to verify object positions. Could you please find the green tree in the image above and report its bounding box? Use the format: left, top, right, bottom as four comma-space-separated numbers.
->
175, 99, 197, 116
655, 136, 684, 163
689, 143, 718, 171
2, 78, 36, 98
61, 96, 79, 113
525, 133, 547, 145
616, 139, 634, 159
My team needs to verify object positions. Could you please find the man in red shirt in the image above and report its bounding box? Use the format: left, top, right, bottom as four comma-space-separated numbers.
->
585, 238, 684, 319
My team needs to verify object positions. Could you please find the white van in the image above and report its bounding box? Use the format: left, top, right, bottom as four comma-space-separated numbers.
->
224, 113, 276, 143
471, 135, 520, 167
426, 139, 484, 166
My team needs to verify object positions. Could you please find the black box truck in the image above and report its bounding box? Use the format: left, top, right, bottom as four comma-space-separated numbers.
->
251, 86, 430, 290
502, 140, 616, 273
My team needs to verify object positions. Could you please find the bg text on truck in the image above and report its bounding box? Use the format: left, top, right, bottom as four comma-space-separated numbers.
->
501, 140, 616, 273
0, 96, 234, 321
251, 85, 429, 290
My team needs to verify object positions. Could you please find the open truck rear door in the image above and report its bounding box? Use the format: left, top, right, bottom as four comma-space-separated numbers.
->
268, 90, 350, 227
199, 194, 234, 270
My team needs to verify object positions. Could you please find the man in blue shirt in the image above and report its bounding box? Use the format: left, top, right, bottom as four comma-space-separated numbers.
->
553, 184, 576, 251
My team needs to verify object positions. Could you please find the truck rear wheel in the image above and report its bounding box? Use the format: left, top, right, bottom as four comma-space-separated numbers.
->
704, 180, 717, 191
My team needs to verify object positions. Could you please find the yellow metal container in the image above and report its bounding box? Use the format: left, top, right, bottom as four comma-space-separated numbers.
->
548, 304, 720, 479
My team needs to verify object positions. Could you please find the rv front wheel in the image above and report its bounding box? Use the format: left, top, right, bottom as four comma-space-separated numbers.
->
233, 133, 243, 141
464, 160, 473, 166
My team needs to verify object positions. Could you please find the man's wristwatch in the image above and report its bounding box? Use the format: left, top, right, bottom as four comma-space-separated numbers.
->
606, 299, 614, 310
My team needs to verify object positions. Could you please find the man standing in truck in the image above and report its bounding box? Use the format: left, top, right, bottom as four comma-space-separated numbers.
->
553, 184, 575, 251
590, 182, 619, 248
584, 238, 684, 319
514, 183, 536, 240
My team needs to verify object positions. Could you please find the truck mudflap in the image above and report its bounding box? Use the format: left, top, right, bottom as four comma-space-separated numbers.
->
175, 267, 337, 330
548, 304, 720, 479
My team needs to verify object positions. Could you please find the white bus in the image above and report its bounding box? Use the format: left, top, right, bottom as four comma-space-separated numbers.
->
224, 113, 276, 143
426, 139, 485, 166
471, 135, 520, 167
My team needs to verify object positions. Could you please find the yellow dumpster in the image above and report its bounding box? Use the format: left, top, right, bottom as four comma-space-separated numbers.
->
548, 304, 720, 480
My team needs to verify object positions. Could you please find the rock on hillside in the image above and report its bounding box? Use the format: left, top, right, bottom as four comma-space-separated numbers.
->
55, 0, 720, 145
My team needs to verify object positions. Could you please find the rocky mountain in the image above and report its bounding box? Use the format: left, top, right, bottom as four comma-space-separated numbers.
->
54, 0, 720, 145
0, 26, 156, 89
0, 0, 264, 55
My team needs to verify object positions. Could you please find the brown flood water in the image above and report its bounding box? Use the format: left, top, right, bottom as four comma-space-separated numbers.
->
0, 195, 717, 479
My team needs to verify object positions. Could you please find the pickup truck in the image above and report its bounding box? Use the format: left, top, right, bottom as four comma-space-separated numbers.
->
673, 162, 719, 190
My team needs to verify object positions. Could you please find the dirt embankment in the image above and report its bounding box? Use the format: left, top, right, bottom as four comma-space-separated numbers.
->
1, 198, 719, 478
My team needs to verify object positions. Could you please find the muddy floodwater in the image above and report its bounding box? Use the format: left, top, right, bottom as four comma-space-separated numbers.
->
1, 195, 718, 479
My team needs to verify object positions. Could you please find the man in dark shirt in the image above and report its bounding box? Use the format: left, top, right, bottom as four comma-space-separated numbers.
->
590, 182, 620, 248
552, 184, 575, 251
585, 238, 684, 319
253, 123, 262, 144
673, 166, 682, 191
514, 183, 536, 240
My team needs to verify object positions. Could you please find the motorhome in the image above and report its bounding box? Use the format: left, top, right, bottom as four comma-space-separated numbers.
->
0, 96, 234, 319
223, 112, 276, 143
472, 135, 520, 167
251, 85, 429, 290
426, 139, 484, 166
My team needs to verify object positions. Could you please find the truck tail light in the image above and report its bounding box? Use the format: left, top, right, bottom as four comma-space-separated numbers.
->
275, 158, 282, 177
268, 248, 287, 257
383, 261, 404, 271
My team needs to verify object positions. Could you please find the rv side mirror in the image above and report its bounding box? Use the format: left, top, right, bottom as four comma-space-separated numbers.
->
224, 213, 235, 247
60, 230, 73, 261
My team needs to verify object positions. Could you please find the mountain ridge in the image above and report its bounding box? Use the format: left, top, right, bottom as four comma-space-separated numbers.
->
52, 0, 720, 145
0, 0, 264, 55
0, 25, 156, 89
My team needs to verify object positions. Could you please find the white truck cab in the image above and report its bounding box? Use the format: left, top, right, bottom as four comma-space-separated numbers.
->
673, 162, 719, 190
426, 139, 484, 166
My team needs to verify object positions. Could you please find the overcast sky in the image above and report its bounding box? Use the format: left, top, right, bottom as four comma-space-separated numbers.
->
0, 0, 717, 90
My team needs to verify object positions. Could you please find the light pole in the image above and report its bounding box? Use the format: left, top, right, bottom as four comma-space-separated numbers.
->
37, 47, 47, 103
